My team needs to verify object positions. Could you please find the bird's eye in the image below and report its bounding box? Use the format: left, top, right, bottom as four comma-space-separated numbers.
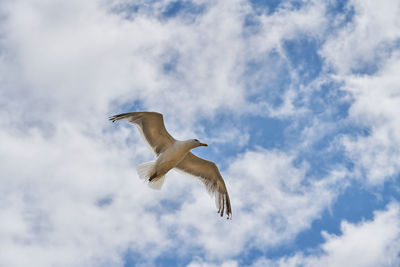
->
194, 139, 199, 142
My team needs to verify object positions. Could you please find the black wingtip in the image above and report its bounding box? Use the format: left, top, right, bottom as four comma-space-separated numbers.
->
108, 116, 117, 122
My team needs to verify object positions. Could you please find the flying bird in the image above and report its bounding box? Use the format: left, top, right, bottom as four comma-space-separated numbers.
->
109, 112, 232, 219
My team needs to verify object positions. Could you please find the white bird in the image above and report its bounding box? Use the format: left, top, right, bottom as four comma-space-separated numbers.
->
109, 112, 232, 219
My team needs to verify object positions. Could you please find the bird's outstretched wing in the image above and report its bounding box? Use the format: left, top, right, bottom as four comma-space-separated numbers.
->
109, 112, 175, 156
176, 153, 232, 219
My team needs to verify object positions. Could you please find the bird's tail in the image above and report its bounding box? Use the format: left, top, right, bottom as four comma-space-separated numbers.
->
136, 161, 165, 190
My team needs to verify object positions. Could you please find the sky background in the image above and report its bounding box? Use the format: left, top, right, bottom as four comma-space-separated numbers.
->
1, 0, 400, 266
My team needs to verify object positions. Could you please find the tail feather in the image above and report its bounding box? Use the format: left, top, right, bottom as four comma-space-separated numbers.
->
136, 161, 156, 181
148, 175, 165, 190
136, 161, 165, 190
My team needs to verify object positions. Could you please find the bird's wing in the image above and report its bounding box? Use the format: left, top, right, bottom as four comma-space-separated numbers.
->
109, 112, 175, 156
176, 152, 232, 219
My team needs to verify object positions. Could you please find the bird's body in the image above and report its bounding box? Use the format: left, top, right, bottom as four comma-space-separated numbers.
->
109, 112, 232, 219
155, 141, 191, 176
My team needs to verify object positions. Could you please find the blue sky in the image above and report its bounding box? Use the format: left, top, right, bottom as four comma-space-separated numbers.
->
1, 0, 400, 266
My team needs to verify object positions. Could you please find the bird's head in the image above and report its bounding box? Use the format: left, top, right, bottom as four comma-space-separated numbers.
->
190, 139, 208, 148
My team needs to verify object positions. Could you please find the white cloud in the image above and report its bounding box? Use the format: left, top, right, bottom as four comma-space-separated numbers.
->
254, 202, 400, 267
159, 149, 346, 259
341, 51, 400, 184
1, 0, 249, 124
315, 0, 400, 184
249, 1, 327, 55
321, 0, 400, 74
0, 124, 173, 267
0, 0, 330, 128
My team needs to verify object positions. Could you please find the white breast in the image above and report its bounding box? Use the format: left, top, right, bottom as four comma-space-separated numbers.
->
155, 141, 191, 174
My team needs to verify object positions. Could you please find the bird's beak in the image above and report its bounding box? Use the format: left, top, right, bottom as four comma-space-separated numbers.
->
200, 143, 208, 147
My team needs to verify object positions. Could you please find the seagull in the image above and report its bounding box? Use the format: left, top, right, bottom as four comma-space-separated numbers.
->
109, 112, 232, 219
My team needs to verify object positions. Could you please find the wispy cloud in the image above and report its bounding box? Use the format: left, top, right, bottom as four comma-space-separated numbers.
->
254, 202, 400, 267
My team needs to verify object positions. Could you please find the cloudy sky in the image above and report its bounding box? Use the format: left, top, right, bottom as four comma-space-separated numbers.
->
1, 0, 400, 266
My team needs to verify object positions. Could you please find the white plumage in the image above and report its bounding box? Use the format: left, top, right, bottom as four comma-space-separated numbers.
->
109, 112, 232, 219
